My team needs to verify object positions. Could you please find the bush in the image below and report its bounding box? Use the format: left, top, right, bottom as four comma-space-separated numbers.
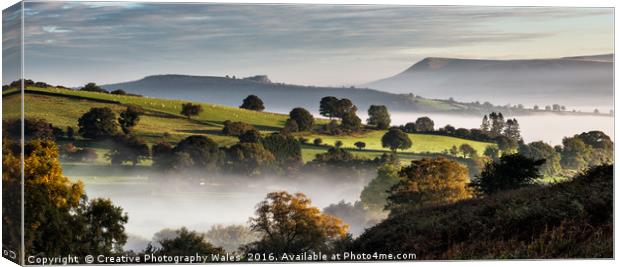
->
222, 121, 256, 137
352, 165, 613, 259
313, 138, 323, 146
111, 89, 127, 95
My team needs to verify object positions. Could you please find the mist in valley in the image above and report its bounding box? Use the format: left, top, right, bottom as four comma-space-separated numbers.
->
64, 169, 376, 252
356, 111, 614, 145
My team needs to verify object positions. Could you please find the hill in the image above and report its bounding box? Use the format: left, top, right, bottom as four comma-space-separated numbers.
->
101, 74, 472, 114
352, 164, 613, 259
365, 54, 613, 111
3, 87, 493, 162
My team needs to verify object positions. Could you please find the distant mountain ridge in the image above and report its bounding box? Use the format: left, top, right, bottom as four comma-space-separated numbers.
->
365, 54, 613, 110
102, 74, 460, 114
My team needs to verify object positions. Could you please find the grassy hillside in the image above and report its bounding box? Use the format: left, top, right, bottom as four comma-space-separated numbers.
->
352, 164, 613, 259
4, 87, 494, 163
302, 131, 491, 155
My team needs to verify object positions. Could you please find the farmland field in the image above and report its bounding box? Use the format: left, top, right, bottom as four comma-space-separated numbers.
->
5, 87, 494, 163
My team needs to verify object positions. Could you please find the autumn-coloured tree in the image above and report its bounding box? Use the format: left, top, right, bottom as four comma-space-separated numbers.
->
386, 157, 472, 213
244, 191, 348, 254
7, 140, 128, 257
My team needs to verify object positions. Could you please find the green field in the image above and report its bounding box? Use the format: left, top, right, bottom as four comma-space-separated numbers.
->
4, 87, 495, 164
302, 131, 492, 156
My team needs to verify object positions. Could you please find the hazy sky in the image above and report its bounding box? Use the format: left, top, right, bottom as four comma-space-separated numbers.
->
3, 2, 614, 87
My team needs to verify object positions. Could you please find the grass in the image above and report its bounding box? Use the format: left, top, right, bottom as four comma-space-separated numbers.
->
302, 131, 493, 156
5, 87, 494, 165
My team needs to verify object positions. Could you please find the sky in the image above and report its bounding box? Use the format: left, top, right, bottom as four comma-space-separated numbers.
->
2, 1, 614, 87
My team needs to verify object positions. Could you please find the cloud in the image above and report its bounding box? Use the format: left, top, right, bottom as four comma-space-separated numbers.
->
15, 2, 614, 86
42, 26, 72, 33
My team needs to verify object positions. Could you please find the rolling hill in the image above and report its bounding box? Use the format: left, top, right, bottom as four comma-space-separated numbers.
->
365, 54, 614, 111
101, 74, 470, 114
3, 87, 494, 163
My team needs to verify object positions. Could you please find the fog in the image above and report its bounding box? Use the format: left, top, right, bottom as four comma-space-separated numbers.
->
67, 172, 375, 251
64, 111, 613, 252
357, 112, 614, 145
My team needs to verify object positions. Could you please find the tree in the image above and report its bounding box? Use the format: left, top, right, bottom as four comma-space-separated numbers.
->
225, 143, 275, 176
449, 145, 459, 157
174, 135, 222, 170
483, 146, 500, 161
491, 112, 506, 135
240, 95, 265, 111
289, 107, 314, 131
80, 82, 108, 93
518, 141, 561, 176
495, 135, 518, 154
261, 133, 302, 166
360, 163, 402, 211
480, 115, 490, 132
402, 122, 416, 133
204, 225, 259, 253
107, 135, 150, 166
313, 138, 323, 146
335, 140, 344, 148
576, 131, 613, 166
503, 119, 521, 140
75, 198, 129, 255
5, 140, 127, 257
340, 111, 362, 132
533, 105, 539, 110
281, 118, 299, 134
354, 141, 366, 150
118, 105, 142, 134
157, 228, 224, 259
4, 118, 55, 141
381, 128, 412, 152
222, 121, 256, 136
78, 107, 118, 140
560, 137, 591, 170
239, 129, 262, 143
180, 102, 203, 119
244, 191, 348, 254
333, 98, 357, 119
151, 142, 174, 170
577, 131, 613, 151
470, 154, 544, 195
386, 158, 472, 212
319, 96, 338, 119
458, 144, 477, 158
414, 117, 434, 132
367, 105, 391, 129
